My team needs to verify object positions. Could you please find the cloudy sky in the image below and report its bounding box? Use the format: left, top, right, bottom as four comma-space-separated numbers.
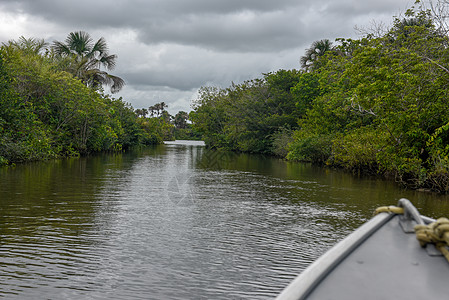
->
0, 0, 412, 114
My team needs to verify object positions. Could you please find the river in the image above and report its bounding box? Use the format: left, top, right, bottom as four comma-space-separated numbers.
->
1, 141, 449, 299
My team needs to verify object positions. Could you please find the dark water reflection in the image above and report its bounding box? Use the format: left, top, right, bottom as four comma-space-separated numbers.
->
1, 142, 449, 299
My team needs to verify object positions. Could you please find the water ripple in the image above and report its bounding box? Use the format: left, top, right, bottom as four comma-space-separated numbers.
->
0, 145, 383, 299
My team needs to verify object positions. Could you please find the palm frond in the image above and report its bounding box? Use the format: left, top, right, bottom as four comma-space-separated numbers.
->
108, 74, 125, 93
66, 31, 93, 56
52, 41, 72, 56
6, 36, 49, 55
99, 54, 117, 70
91, 37, 108, 55
300, 39, 333, 70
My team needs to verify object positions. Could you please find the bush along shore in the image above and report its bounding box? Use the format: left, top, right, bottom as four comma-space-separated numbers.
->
190, 4, 449, 193
0, 32, 197, 166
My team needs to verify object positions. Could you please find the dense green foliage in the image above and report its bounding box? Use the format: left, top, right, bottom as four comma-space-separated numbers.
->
191, 4, 449, 192
190, 69, 302, 155
0, 34, 174, 166
134, 105, 200, 141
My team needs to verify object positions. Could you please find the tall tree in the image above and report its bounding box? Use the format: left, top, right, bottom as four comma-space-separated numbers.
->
52, 31, 125, 93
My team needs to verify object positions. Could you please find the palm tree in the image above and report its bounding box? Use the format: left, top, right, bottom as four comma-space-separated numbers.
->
149, 102, 168, 118
300, 39, 333, 71
52, 31, 125, 93
135, 108, 145, 118
4, 36, 48, 55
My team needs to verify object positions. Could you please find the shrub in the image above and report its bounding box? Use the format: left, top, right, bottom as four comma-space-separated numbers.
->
270, 127, 294, 158
330, 127, 387, 171
287, 131, 332, 163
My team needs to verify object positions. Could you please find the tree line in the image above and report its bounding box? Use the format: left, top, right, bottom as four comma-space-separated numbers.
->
0, 31, 195, 166
134, 103, 201, 141
190, 2, 449, 193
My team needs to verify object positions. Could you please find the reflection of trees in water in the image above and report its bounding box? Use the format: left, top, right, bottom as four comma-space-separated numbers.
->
2, 144, 449, 298
195, 148, 236, 170
192, 147, 449, 220
0, 152, 142, 239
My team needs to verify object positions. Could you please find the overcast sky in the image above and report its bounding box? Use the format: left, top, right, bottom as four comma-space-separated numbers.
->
0, 0, 412, 114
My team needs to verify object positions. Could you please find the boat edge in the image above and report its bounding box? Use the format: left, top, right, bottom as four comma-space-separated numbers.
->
275, 212, 395, 300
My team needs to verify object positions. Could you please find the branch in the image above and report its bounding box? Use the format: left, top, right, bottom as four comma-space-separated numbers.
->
349, 96, 377, 116
421, 56, 449, 75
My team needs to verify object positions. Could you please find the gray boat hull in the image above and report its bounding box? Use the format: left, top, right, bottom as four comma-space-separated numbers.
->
277, 200, 449, 299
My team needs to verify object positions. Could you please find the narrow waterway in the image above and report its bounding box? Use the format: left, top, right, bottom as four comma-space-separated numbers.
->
1, 141, 449, 299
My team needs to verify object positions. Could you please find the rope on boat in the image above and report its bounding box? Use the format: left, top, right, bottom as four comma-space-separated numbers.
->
373, 206, 404, 215
415, 218, 449, 263
374, 202, 449, 263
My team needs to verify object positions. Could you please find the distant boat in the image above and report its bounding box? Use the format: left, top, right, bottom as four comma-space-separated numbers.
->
164, 140, 205, 146
276, 198, 449, 300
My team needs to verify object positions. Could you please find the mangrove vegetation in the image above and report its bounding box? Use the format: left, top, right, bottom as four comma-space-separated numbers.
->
4, 2, 449, 193
190, 3, 449, 192
0, 31, 194, 166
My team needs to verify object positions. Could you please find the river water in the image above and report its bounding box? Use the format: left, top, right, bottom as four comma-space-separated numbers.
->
1, 141, 449, 299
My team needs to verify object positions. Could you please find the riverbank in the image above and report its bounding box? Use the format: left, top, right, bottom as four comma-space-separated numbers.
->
0, 41, 172, 167
189, 7, 449, 193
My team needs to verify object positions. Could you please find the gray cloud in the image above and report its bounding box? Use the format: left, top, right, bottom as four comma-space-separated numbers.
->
1, 0, 405, 52
0, 0, 410, 112
137, 12, 301, 52
116, 42, 288, 91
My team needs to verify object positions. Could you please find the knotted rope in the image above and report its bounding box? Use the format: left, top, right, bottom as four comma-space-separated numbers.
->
414, 218, 449, 263
374, 205, 449, 263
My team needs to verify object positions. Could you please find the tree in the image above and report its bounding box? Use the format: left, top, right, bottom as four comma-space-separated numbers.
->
190, 86, 228, 148
142, 108, 148, 118
135, 108, 148, 118
174, 111, 189, 129
190, 71, 302, 154
52, 31, 125, 93
4, 36, 48, 55
161, 110, 172, 123
149, 102, 168, 118
300, 39, 333, 71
